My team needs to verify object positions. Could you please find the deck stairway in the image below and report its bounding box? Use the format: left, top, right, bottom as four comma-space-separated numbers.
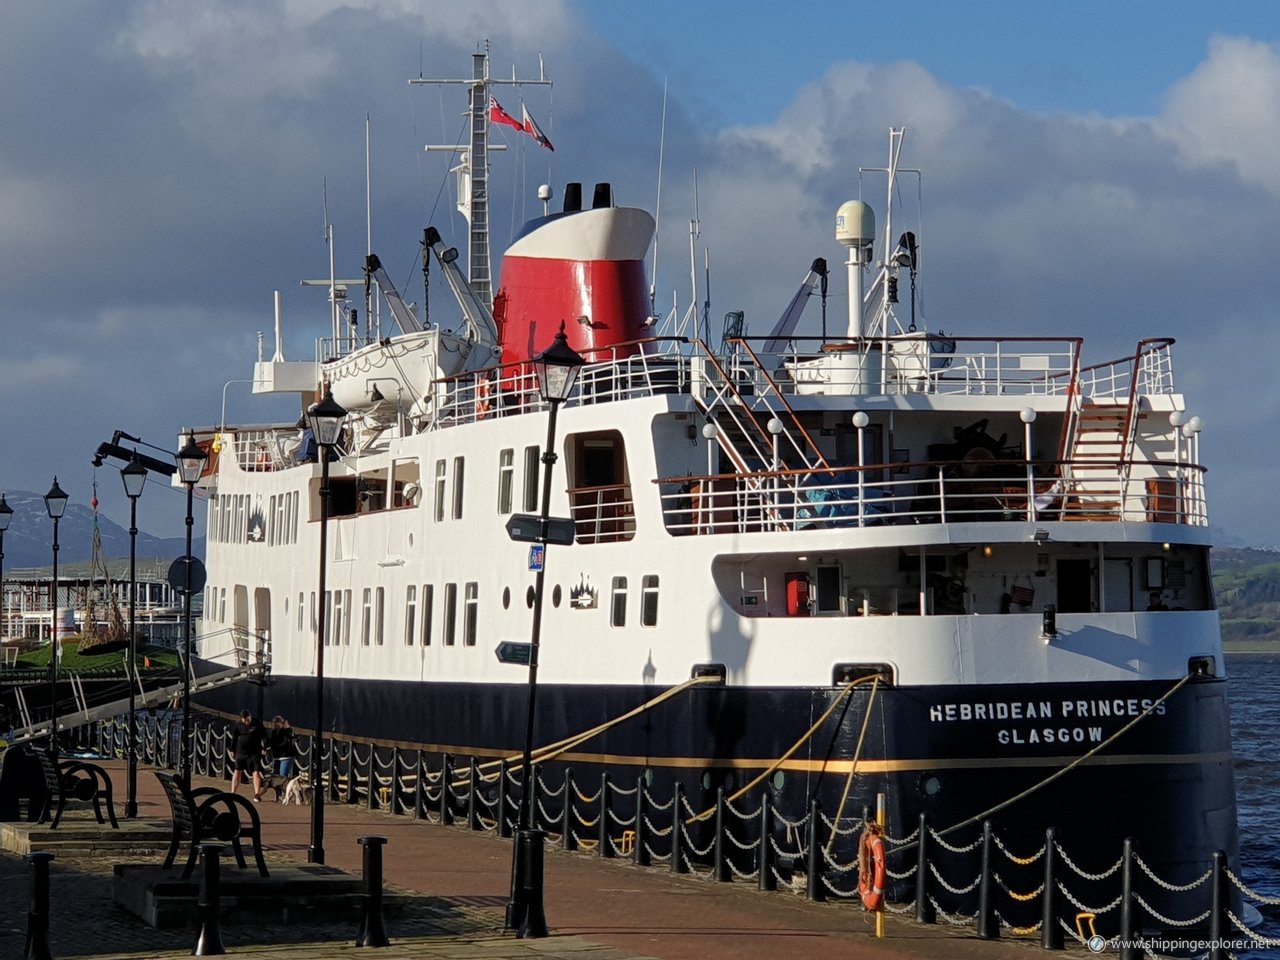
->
1062, 399, 1138, 520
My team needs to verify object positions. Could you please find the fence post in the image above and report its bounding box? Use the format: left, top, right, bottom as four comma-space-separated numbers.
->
23, 851, 54, 960
916, 813, 935, 924
634, 775, 650, 867
758, 794, 776, 892
806, 798, 825, 902
192, 843, 225, 956
468, 758, 482, 831
976, 820, 999, 939
387, 747, 400, 813
670, 781, 687, 874
1041, 827, 1063, 950
498, 763, 512, 838
412, 750, 424, 820
365, 746, 377, 811
713, 788, 731, 882
597, 772, 613, 858
356, 835, 391, 948
1119, 837, 1141, 960
561, 768, 576, 851
1208, 850, 1229, 960
439, 753, 454, 825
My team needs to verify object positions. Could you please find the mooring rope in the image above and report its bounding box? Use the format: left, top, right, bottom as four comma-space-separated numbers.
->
825, 674, 880, 856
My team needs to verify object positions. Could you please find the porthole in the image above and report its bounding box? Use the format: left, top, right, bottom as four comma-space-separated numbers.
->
502, 587, 511, 610
771, 771, 785, 791
701, 771, 712, 791
526, 586, 536, 609
643, 768, 654, 787
552, 584, 562, 608
918, 773, 943, 798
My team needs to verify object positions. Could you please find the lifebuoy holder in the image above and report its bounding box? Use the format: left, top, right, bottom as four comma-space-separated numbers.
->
858, 824, 886, 912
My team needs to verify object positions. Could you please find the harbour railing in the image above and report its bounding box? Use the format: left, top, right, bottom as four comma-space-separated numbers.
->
73, 714, 1277, 955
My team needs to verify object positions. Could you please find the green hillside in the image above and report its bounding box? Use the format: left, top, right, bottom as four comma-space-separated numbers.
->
1212, 547, 1280, 647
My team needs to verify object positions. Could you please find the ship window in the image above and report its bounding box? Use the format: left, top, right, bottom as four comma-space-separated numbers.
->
323, 591, 333, 645
219, 588, 226, 623
404, 585, 417, 646
434, 459, 446, 522
268, 495, 276, 546
611, 576, 628, 627
464, 582, 478, 646
452, 457, 465, 520
297, 592, 304, 633
641, 575, 659, 627
374, 586, 385, 646
443, 583, 457, 646
361, 588, 372, 646
421, 585, 434, 646
523, 446, 540, 511
498, 448, 514, 514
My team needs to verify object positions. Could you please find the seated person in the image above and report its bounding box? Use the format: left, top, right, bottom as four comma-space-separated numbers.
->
1146, 591, 1169, 611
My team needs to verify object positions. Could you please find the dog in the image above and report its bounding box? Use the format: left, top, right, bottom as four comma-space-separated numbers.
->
282, 775, 311, 806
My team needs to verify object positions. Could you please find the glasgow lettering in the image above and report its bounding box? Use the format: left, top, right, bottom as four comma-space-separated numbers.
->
926, 696, 1168, 748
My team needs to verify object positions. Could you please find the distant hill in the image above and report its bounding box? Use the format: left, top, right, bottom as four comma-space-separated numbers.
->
0, 490, 198, 569
1213, 547, 1280, 645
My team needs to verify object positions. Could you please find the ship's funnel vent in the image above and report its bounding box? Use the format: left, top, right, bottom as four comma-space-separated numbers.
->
592, 182, 614, 209
564, 182, 582, 212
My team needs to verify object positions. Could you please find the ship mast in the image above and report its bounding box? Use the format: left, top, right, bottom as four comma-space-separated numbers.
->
411, 41, 551, 312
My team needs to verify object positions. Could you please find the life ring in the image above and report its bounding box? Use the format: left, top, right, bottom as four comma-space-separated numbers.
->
476, 379, 491, 420
858, 824, 886, 912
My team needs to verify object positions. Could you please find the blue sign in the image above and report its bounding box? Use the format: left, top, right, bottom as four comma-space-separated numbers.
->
529, 544, 545, 571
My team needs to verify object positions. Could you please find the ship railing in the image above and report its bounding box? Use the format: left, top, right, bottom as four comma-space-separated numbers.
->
655, 457, 1208, 535
568, 484, 637, 544
1071, 338, 1176, 400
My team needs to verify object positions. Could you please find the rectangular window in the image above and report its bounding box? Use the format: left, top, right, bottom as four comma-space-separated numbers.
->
434, 459, 446, 522
611, 576, 628, 627
268, 495, 277, 546
404, 585, 417, 646
361, 588, 372, 645
421, 584, 434, 646
443, 583, 457, 646
297, 591, 304, 633
641, 575, 659, 627
523, 445, 540, 511
323, 591, 334, 646
497, 448, 514, 514
463, 582, 478, 646
452, 456, 465, 520
374, 587, 385, 645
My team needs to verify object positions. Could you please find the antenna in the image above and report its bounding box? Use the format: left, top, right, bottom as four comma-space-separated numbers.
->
650, 78, 668, 317
365, 114, 376, 343
322, 177, 338, 346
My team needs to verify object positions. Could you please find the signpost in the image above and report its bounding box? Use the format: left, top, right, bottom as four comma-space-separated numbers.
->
167, 555, 207, 596
495, 641, 534, 666
528, 545, 545, 572
505, 513, 575, 546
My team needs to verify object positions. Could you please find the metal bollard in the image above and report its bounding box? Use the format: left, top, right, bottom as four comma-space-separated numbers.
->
976, 820, 998, 939
1208, 850, 1228, 960
23, 851, 54, 960
1119, 837, 1141, 960
597, 772, 613, 858
805, 798, 825, 902
498, 763, 513, 838
1041, 827, 1063, 950
344, 742, 356, 805
758, 794, 776, 892
634, 775, 650, 867
387, 747, 400, 812
192, 843, 226, 956
915, 813, 935, 924
356, 835, 391, 948
412, 750, 425, 820
364, 748, 376, 811
670, 781, 687, 874
467, 758, 482, 831
515, 829, 548, 939
561, 768, 576, 851
713, 788, 730, 882
439, 753, 453, 825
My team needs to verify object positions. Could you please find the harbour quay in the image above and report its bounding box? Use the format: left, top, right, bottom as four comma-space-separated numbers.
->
0, 759, 1041, 960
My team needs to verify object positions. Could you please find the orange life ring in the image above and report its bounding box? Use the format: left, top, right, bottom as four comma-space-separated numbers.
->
476, 379, 491, 420
858, 825, 887, 912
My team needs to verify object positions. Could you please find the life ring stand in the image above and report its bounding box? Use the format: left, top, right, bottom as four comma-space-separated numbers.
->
858, 823, 887, 912
476, 378, 492, 420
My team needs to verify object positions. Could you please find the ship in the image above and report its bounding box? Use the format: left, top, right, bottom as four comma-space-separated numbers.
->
189, 47, 1237, 902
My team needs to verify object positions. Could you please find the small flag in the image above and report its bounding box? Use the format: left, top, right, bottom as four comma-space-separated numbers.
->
488, 96, 524, 132
522, 104, 554, 152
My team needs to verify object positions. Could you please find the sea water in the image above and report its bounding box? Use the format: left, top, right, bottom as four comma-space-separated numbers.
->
1230, 653, 1279, 957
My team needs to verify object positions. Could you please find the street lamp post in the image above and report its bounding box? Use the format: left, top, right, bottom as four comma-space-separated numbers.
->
43, 479, 69, 761
507, 323, 584, 939
0, 495, 12, 654
307, 386, 347, 866
121, 456, 147, 817
176, 434, 208, 788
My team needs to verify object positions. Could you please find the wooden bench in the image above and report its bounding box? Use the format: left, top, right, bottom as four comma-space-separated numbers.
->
155, 771, 268, 879
33, 748, 119, 830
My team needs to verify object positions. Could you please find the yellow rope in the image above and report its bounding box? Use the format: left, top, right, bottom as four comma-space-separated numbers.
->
1007, 887, 1041, 902
825, 675, 880, 856
686, 673, 879, 823
1008, 924, 1041, 936
1007, 851, 1042, 866
937, 673, 1192, 838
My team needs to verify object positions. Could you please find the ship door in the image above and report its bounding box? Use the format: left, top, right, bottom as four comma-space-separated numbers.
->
568, 430, 634, 543
1056, 559, 1094, 613
785, 572, 812, 617
815, 565, 842, 615
233, 585, 249, 666
253, 587, 272, 669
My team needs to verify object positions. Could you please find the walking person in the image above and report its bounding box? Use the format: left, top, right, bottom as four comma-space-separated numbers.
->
269, 715, 297, 781
228, 709, 268, 801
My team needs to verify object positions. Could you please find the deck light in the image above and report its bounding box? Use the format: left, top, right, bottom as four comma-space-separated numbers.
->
532, 322, 584, 403
308, 387, 348, 448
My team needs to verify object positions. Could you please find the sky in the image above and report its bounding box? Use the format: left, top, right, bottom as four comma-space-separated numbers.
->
2, 1, 1280, 546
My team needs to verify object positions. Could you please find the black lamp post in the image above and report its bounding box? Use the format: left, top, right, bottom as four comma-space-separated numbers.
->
307, 386, 347, 865
507, 322, 583, 938
0, 494, 12, 659
176, 434, 207, 787
43, 478, 68, 761
121, 455, 147, 817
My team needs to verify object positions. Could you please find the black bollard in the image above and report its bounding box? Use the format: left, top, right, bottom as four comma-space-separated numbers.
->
356, 835, 391, 948
806, 798, 825, 902
23, 851, 54, 960
634, 775, 650, 867
713, 788, 730, 882
192, 843, 226, 956
670, 781, 687, 874
597, 772, 613, 858
439, 753, 453, 825
1041, 827, 1063, 950
515, 829, 549, 939
915, 813, 935, 924
387, 747, 400, 812
468, 759, 482, 831
412, 750, 424, 820
343, 741, 356, 805
1208, 850, 1228, 960
758, 794, 776, 892
561, 768, 576, 851
498, 763, 513, 839
1119, 838, 1140, 960
364, 747, 377, 810
976, 820, 999, 939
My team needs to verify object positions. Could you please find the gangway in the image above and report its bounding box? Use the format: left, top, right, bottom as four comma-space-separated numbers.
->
6, 662, 264, 748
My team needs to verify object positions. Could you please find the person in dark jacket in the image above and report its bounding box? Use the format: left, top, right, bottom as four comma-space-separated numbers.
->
269, 715, 297, 780
229, 709, 268, 801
